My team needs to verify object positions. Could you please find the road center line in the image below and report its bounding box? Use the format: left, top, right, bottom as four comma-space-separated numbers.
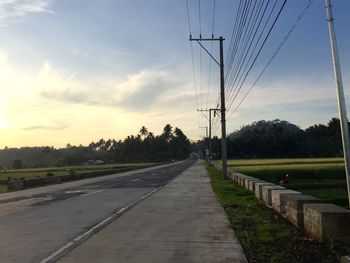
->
39, 242, 74, 263
80, 190, 104, 197
39, 186, 163, 263
131, 178, 141, 182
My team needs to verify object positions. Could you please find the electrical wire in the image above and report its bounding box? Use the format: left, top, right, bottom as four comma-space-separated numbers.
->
206, 0, 216, 110
227, 0, 315, 120
226, 0, 288, 113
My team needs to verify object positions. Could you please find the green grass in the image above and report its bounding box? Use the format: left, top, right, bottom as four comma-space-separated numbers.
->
0, 162, 159, 181
227, 157, 344, 166
206, 163, 350, 262
226, 158, 346, 181
3, 162, 155, 173
232, 163, 346, 181
0, 185, 7, 193
223, 157, 349, 208
302, 188, 349, 208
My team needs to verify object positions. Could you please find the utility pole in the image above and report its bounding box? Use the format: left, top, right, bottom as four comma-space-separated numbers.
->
199, 126, 209, 160
219, 36, 228, 180
325, 0, 350, 207
197, 108, 220, 163
190, 35, 228, 179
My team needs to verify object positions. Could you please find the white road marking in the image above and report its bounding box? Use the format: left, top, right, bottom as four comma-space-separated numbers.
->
64, 190, 84, 194
73, 216, 113, 242
39, 186, 163, 263
80, 190, 104, 197
39, 242, 74, 263
131, 178, 141, 183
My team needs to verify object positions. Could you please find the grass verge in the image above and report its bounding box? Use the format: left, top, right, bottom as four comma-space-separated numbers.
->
233, 163, 346, 181
0, 163, 161, 181
206, 163, 350, 263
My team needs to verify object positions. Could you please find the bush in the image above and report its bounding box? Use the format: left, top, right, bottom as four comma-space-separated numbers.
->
68, 169, 76, 175
46, 172, 55, 177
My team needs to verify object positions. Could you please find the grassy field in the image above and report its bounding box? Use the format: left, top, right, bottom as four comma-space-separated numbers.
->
228, 157, 344, 166
206, 164, 350, 262
223, 157, 348, 208
0, 162, 159, 181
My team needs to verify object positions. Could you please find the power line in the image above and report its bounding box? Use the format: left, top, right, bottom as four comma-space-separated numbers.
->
214, 0, 254, 136
226, 0, 277, 105
211, 0, 216, 35
213, 0, 284, 135
226, 0, 288, 113
198, 0, 201, 36
185, 0, 198, 110
227, 0, 315, 120
206, 0, 216, 110
198, 0, 203, 109
211, 0, 243, 137
225, 0, 271, 102
185, 0, 192, 35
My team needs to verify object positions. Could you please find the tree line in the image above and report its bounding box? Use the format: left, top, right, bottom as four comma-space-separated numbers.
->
0, 124, 192, 169
198, 118, 346, 159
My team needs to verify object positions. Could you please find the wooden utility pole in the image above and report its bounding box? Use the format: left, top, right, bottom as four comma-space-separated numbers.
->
190, 35, 228, 179
197, 108, 220, 163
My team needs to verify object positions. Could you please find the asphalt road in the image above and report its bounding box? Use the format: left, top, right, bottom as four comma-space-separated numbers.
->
0, 158, 196, 263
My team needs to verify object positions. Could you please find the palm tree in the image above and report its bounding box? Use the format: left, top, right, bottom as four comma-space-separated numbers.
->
162, 124, 173, 142
139, 126, 148, 139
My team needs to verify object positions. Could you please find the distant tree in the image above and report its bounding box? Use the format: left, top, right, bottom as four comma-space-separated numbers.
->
170, 127, 191, 159
12, 159, 23, 169
162, 124, 173, 142
139, 126, 149, 139
0, 124, 192, 168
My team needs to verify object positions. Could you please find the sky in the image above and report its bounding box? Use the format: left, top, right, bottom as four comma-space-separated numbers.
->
0, 0, 349, 147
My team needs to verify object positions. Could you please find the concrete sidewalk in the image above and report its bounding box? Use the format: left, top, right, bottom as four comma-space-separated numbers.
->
59, 160, 247, 263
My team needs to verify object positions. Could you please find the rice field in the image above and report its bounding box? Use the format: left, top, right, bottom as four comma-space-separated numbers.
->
225, 157, 348, 208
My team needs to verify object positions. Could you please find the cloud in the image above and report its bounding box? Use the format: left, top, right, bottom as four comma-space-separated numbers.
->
117, 70, 181, 111
71, 48, 89, 58
23, 122, 68, 131
39, 68, 183, 112
0, 0, 54, 26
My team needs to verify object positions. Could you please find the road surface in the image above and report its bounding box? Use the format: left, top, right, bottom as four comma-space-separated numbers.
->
0, 158, 196, 263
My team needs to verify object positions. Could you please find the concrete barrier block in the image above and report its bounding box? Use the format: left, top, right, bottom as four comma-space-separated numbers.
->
234, 174, 241, 184
248, 180, 264, 192
244, 178, 254, 189
304, 203, 350, 243
232, 172, 238, 182
271, 190, 301, 214
237, 175, 245, 186
285, 194, 322, 227
240, 176, 253, 187
341, 255, 350, 263
238, 175, 245, 186
233, 173, 238, 183
261, 185, 286, 206
254, 182, 274, 200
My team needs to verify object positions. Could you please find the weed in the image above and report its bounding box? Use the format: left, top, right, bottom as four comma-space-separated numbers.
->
46, 172, 54, 177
